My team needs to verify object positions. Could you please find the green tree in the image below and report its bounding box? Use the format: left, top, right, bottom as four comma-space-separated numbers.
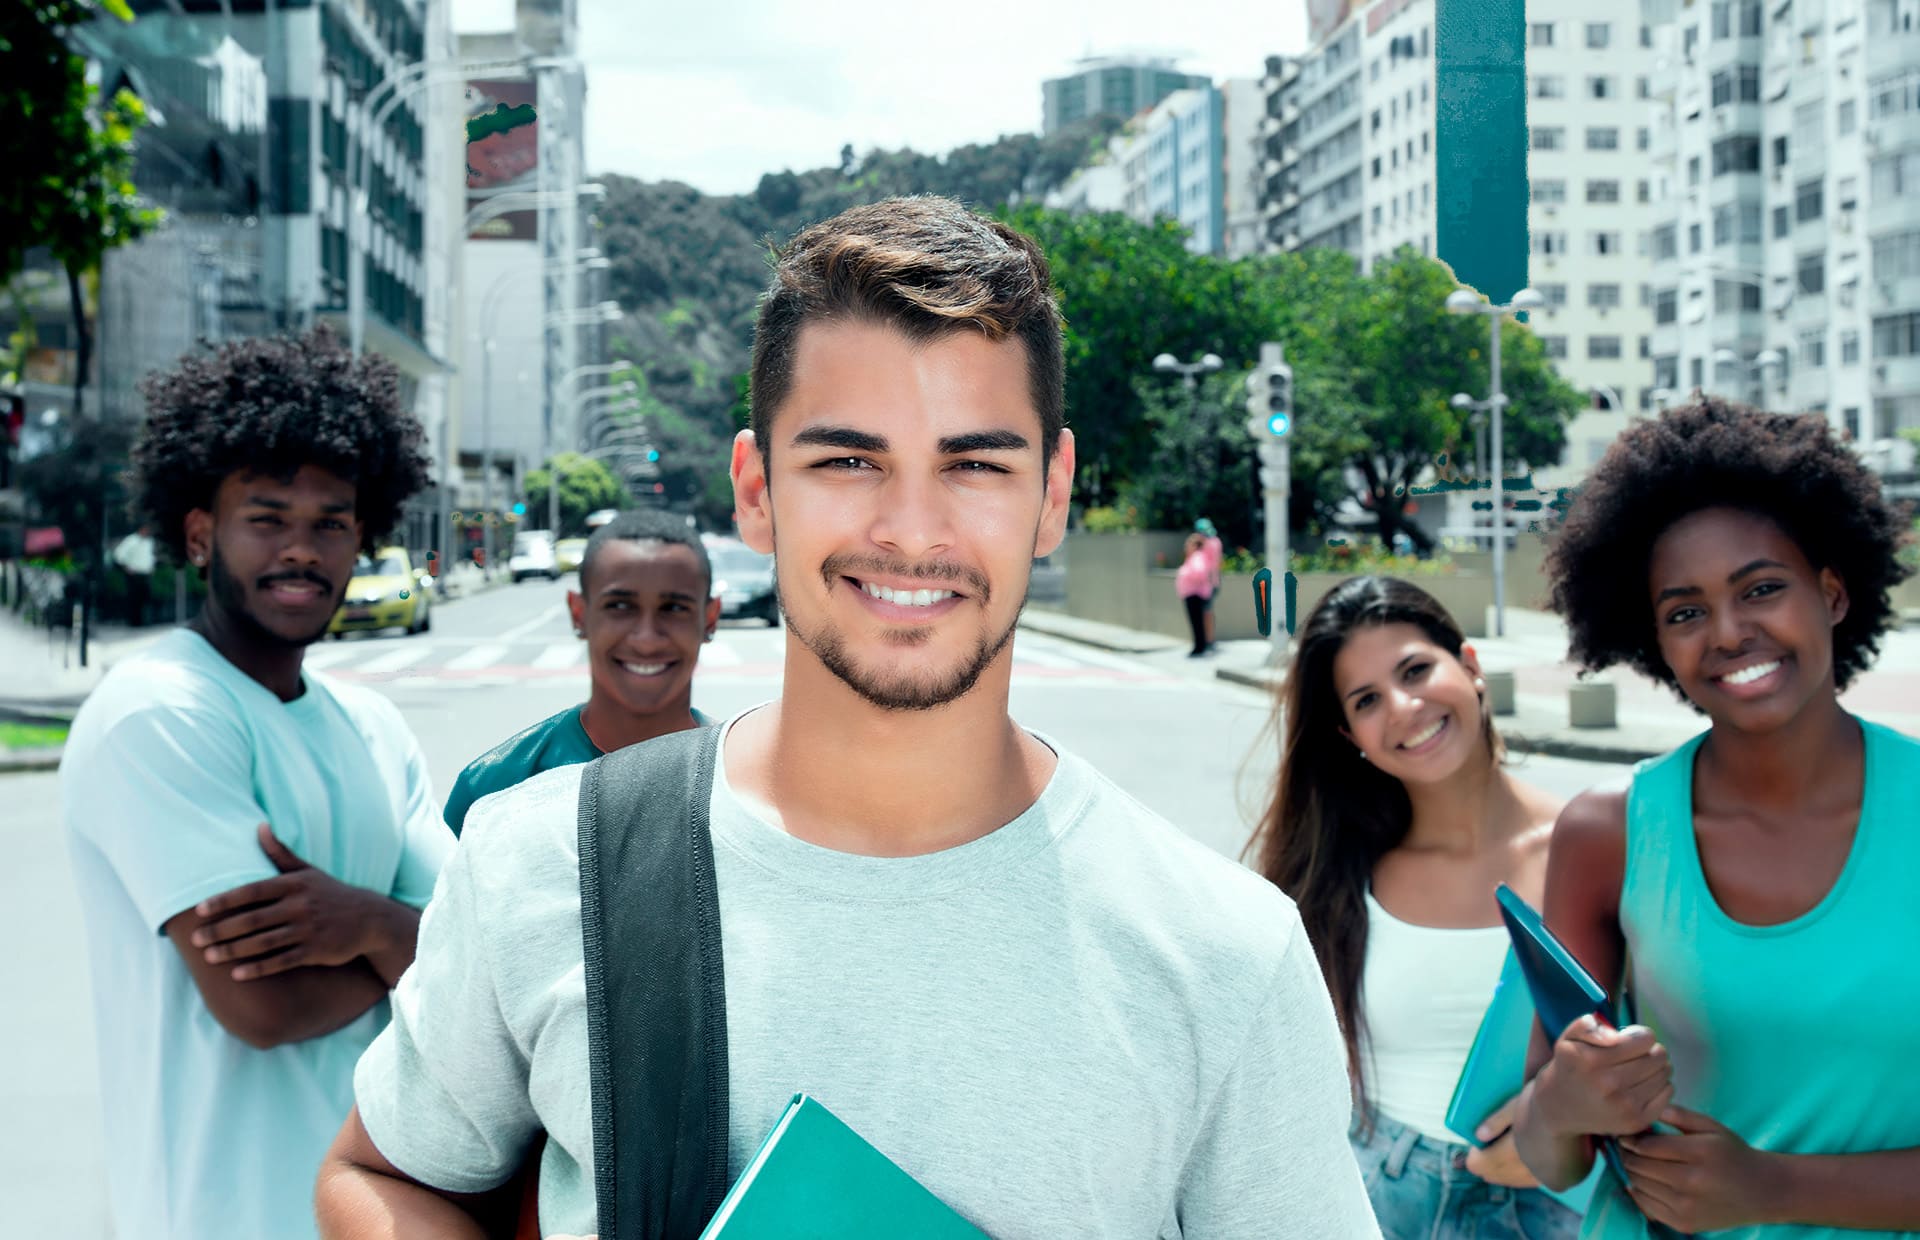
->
2, 0, 162, 415
523, 453, 633, 537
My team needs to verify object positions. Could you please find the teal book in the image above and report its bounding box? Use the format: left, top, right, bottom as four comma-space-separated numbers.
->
698, 1094, 991, 1239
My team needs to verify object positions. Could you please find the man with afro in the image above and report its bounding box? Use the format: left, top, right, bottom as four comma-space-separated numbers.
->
58, 327, 457, 1240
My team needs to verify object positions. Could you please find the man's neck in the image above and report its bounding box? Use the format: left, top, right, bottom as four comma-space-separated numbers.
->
726, 652, 1056, 858
188, 610, 307, 702
578, 692, 698, 754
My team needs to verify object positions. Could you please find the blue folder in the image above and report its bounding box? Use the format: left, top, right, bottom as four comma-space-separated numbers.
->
1445, 947, 1602, 1214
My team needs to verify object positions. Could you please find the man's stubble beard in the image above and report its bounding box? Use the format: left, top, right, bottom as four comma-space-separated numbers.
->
207, 541, 340, 650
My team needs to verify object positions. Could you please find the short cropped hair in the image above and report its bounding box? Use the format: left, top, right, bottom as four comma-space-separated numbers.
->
579, 509, 712, 594
748, 195, 1065, 466
1546, 395, 1912, 696
129, 326, 431, 564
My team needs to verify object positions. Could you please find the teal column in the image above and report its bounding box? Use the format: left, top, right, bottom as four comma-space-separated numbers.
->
1434, 0, 1529, 302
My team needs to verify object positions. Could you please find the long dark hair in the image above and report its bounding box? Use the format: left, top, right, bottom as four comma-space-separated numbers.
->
1247, 576, 1503, 1113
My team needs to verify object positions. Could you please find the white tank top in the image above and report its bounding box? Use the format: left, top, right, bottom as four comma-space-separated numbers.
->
1358, 890, 1511, 1144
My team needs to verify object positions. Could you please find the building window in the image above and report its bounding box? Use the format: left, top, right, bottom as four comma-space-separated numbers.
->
1593, 231, 1622, 256
1773, 204, 1791, 238
1587, 127, 1621, 151
1711, 135, 1762, 175
1797, 252, 1826, 295
1712, 1, 1731, 37
1638, 179, 1652, 203
1589, 336, 1623, 359
1690, 222, 1704, 253
1372, 157, 1382, 178
1587, 21, 1612, 48
1874, 230, 1920, 279
1653, 223, 1678, 260
1531, 127, 1565, 151
1655, 288, 1679, 324
1689, 156, 1702, 186
1638, 127, 1652, 151
1372, 109, 1382, 133
1589, 283, 1623, 309
1870, 66, 1920, 119
1845, 407, 1862, 439
1842, 331, 1862, 365
1535, 178, 1568, 204
1873, 312, 1920, 358
1773, 135, 1790, 168
1714, 280, 1763, 312
1640, 335, 1653, 358
1802, 331, 1827, 369
1713, 204, 1734, 245
1534, 75, 1565, 99
1638, 76, 1652, 99
1640, 23, 1654, 47
1872, 152, 1919, 198
1534, 231, 1570, 256
1839, 99, 1858, 134
1796, 179, 1824, 222
1590, 76, 1616, 100
1587, 179, 1621, 204
1690, 357, 1705, 388
1738, 0, 1761, 36
1531, 21, 1556, 47
1540, 283, 1570, 307
1543, 336, 1569, 359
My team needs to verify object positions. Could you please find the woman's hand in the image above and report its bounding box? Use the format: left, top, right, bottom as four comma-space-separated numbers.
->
1466, 1096, 1543, 1189
1529, 1015, 1673, 1140
1621, 1106, 1782, 1233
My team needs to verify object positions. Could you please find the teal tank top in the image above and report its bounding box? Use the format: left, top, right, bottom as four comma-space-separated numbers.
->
1582, 719, 1920, 1240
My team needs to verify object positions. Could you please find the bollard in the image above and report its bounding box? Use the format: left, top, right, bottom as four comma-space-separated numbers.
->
1568, 680, 1617, 729
1483, 669, 1516, 716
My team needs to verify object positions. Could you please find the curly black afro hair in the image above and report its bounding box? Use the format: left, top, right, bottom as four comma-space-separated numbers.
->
128, 325, 432, 566
1545, 394, 1912, 699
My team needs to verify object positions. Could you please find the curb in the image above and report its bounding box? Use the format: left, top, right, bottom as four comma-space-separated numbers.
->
1015, 611, 1183, 654
0, 747, 62, 775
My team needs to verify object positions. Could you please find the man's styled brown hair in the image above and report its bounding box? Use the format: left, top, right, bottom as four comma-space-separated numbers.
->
748, 196, 1066, 467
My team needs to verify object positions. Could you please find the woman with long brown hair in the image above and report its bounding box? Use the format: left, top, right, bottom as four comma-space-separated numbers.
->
1249, 575, 1580, 1239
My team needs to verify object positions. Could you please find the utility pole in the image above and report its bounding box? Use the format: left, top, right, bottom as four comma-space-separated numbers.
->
1244, 342, 1293, 666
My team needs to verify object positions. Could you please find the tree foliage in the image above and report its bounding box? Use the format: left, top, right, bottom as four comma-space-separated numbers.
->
523, 452, 632, 537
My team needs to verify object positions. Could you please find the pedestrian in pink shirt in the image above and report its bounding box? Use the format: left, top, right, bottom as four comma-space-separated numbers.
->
1196, 517, 1224, 652
1177, 533, 1214, 657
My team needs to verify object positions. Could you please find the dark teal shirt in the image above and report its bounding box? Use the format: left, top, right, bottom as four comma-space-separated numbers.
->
443, 704, 711, 837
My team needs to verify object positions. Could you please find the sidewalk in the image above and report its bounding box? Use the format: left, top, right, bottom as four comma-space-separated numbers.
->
0, 563, 503, 773
1018, 605, 1920, 764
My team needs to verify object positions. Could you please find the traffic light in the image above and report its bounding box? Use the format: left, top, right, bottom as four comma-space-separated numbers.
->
512, 501, 526, 515
1243, 362, 1294, 438
646, 448, 660, 462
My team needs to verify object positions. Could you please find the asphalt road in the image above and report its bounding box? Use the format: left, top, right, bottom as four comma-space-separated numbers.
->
0, 577, 1626, 1235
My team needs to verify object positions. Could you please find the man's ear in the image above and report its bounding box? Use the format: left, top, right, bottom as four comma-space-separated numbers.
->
705, 595, 723, 636
566, 588, 586, 636
731, 429, 774, 557
184, 507, 214, 568
1034, 428, 1075, 560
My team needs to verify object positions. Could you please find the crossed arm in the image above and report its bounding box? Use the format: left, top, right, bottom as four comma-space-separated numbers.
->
163, 824, 424, 1049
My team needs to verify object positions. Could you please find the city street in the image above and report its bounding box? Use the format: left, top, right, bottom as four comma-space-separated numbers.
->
0, 579, 1626, 1235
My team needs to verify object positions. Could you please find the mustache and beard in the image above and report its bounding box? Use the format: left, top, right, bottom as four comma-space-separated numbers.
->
206, 542, 340, 649
779, 551, 1022, 712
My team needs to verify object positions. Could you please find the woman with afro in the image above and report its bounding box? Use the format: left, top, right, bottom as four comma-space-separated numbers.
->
1509, 395, 1920, 1238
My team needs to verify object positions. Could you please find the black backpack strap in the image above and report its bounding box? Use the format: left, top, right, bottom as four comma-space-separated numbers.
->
578, 725, 730, 1240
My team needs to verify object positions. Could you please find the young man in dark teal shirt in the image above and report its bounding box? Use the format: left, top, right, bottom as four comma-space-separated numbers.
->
443, 511, 720, 835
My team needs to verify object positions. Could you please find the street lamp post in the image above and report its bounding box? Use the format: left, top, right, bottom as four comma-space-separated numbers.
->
538, 304, 622, 534
1447, 285, 1547, 638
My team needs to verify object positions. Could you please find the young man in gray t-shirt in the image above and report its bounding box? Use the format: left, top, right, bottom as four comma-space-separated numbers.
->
317, 196, 1379, 1239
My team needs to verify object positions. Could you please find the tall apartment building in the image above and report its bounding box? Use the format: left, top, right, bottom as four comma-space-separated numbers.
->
1261, 0, 1658, 492
1042, 56, 1211, 135
1222, 78, 1269, 258
1644, 0, 1920, 445
1119, 87, 1227, 255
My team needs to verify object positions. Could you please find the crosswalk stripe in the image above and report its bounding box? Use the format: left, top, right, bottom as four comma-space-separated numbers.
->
1011, 644, 1079, 669
357, 645, 432, 674
301, 644, 358, 669
445, 644, 508, 671
531, 643, 583, 670
696, 642, 743, 667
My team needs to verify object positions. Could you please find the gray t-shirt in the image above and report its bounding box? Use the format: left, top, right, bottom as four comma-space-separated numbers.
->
354, 714, 1378, 1238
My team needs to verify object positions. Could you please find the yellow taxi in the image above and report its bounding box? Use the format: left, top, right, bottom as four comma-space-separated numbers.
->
554, 537, 588, 575
327, 546, 432, 637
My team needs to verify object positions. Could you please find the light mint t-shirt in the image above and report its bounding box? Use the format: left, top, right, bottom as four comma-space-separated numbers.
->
355, 708, 1380, 1239
59, 629, 455, 1240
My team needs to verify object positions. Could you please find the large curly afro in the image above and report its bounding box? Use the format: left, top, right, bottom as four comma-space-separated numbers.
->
129, 325, 432, 565
1545, 394, 1912, 699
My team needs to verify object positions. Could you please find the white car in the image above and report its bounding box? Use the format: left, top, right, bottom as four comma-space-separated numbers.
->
509, 531, 559, 582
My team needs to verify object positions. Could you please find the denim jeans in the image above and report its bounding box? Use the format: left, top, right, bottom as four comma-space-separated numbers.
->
1350, 1111, 1584, 1240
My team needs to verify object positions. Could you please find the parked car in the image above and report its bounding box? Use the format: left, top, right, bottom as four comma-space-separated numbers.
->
510, 531, 559, 582
554, 537, 588, 575
328, 547, 431, 637
707, 540, 779, 626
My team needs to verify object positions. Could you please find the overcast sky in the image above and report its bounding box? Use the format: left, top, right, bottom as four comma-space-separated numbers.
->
557, 1, 1310, 196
